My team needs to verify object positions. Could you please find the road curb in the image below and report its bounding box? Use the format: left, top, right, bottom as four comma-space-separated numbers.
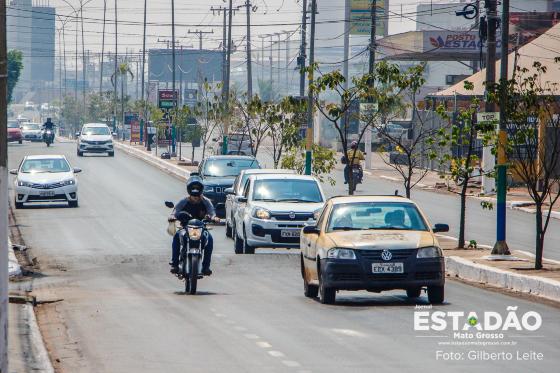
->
112, 141, 191, 181
23, 303, 55, 373
8, 238, 22, 278
445, 256, 560, 303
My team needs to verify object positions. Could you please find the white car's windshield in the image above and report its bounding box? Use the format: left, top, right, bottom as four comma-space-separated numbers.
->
83, 127, 110, 135
204, 159, 258, 177
22, 124, 40, 130
327, 202, 428, 232
253, 179, 323, 203
21, 159, 71, 173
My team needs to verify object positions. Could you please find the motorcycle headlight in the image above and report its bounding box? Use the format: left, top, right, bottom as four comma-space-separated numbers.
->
62, 179, 75, 186
417, 246, 442, 258
17, 180, 32, 187
327, 248, 356, 260
253, 208, 271, 220
187, 226, 203, 241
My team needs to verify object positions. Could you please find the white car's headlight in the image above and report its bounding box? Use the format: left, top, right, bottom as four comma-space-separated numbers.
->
62, 179, 75, 186
17, 180, 33, 187
204, 186, 214, 193
187, 226, 203, 241
417, 246, 442, 258
327, 248, 356, 260
253, 208, 271, 220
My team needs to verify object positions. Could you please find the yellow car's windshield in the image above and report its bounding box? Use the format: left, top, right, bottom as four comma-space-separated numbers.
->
327, 202, 428, 232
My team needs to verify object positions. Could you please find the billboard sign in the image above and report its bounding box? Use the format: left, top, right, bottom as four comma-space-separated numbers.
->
184, 89, 198, 108
158, 89, 179, 109
350, 0, 387, 36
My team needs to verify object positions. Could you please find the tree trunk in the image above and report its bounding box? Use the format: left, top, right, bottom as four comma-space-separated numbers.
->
191, 143, 195, 162
535, 203, 544, 270
405, 179, 411, 198
458, 181, 468, 249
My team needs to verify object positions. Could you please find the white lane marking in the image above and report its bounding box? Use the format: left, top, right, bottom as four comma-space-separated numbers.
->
268, 350, 286, 358
225, 319, 236, 324
234, 326, 247, 331
282, 360, 301, 368
215, 313, 226, 318
331, 328, 367, 338
256, 341, 272, 349
243, 333, 260, 340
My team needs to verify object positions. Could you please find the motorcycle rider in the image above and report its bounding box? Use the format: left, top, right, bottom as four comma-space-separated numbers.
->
344, 141, 365, 184
42, 118, 55, 142
168, 174, 220, 276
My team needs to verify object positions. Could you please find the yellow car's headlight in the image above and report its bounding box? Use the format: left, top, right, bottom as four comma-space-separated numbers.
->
327, 248, 356, 260
416, 246, 442, 258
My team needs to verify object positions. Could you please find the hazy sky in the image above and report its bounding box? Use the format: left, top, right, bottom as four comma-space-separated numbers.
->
47, 0, 427, 60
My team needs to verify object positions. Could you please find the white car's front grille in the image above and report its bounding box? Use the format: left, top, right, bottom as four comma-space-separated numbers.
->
30, 182, 64, 189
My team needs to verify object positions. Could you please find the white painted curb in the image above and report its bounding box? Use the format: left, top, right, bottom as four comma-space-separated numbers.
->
24, 304, 55, 373
445, 256, 560, 302
8, 238, 21, 278
112, 142, 191, 181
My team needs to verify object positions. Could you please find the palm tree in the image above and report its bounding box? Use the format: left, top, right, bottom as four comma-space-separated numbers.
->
111, 63, 134, 137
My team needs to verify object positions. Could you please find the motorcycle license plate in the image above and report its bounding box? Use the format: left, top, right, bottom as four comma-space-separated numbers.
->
39, 191, 55, 197
372, 262, 404, 274
281, 230, 300, 238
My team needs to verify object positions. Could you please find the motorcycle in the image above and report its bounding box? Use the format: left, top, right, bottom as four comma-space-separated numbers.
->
350, 164, 363, 193
165, 201, 209, 295
43, 129, 54, 147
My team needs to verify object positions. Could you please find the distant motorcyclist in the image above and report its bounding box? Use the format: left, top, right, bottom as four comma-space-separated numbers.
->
343, 141, 365, 184
168, 174, 220, 276
42, 118, 55, 141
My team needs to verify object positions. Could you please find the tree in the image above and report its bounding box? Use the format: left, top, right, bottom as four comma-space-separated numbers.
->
61, 95, 85, 134
112, 62, 134, 128
7, 50, 23, 104
490, 61, 560, 269
436, 82, 495, 249
257, 79, 276, 102
371, 64, 444, 198
267, 97, 302, 168
86, 92, 113, 123
234, 94, 271, 157
189, 81, 223, 160
281, 142, 337, 186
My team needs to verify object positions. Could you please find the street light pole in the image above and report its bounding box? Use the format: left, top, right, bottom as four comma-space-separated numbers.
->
299, 0, 308, 98
99, 0, 107, 94
141, 0, 147, 144
113, 0, 118, 132
171, 0, 177, 155
223, 0, 234, 155
305, 0, 317, 175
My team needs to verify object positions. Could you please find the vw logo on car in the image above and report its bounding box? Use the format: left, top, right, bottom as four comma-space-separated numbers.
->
289, 211, 296, 219
381, 249, 393, 261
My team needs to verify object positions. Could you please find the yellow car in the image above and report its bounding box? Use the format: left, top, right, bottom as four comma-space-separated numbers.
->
300, 195, 449, 305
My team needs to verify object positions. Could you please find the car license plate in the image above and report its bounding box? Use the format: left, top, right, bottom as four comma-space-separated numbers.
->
39, 191, 55, 197
281, 230, 300, 238
372, 262, 404, 274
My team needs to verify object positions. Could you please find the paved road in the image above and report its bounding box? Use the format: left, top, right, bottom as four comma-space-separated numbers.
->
8, 141, 560, 373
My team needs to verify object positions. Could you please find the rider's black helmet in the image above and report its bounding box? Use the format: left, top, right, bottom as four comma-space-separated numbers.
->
186, 173, 204, 197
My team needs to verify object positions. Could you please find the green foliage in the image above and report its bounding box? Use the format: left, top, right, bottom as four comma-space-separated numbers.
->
257, 79, 276, 102
7, 50, 23, 104
281, 142, 337, 185
61, 95, 85, 132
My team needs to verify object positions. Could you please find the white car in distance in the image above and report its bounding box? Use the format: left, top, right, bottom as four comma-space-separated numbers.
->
77, 123, 115, 157
11, 155, 82, 208
224, 168, 296, 238
233, 174, 325, 254
20, 122, 43, 142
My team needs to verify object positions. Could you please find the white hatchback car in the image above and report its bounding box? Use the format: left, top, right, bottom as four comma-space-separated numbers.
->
77, 123, 114, 157
224, 168, 296, 238
232, 174, 325, 254
11, 155, 82, 208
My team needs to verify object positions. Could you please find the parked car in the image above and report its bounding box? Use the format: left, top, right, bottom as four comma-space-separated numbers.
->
300, 195, 449, 304
20, 122, 43, 142
24, 101, 35, 111
232, 174, 325, 254
198, 155, 260, 217
224, 168, 297, 238
10, 155, 82, 208
7, 121, 23, 144
213, 132, 254, 155
77, 123, 115, 156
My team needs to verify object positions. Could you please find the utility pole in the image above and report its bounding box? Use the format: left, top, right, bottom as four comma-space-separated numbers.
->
305, 0, 317, 175
210, 5, 229, 101
141, 0, 147, 144
285, 32, 290, 95
364, 0, 377, 171
0, 0, 9, 370
245, 1, 255, 99
276, 33, 281, 94
80, 4, 86, 104
99, 0, 107, 94
113, 0, 118, 132
492, 0, 511, 255
223, 0, 234, 155
298, 0, 308, 98
343, 0, 350, 91
171, 0, 177, 155
188, 29, 214, 50
482, 0, 497, 195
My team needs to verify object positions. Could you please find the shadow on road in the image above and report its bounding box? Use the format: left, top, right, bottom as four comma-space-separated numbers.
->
316, 294, 451, 308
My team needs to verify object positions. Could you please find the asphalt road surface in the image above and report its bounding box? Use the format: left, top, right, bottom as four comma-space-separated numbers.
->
8, 141, 560, 373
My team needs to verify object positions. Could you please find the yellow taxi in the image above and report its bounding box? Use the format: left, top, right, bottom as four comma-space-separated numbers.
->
300, 195, 449, 304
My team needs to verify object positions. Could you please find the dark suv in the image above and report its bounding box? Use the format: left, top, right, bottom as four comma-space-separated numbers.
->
198, 155, 260, 217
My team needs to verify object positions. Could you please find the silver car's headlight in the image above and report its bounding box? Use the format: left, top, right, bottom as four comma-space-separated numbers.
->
17, 180, 33, 187
187, 226, 203, 241
417, 246, 442, 258
313, 208, 323, 220
327, 248, 356, 260
253, 208, 271, 220
61, 179, 75, 186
